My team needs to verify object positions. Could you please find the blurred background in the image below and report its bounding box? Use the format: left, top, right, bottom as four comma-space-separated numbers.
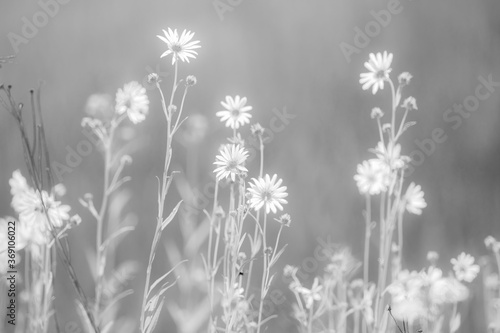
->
1, 0, 499, 332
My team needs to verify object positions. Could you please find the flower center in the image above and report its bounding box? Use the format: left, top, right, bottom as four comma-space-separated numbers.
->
227, 160, 238, 170
262, 191, 272, 202
171, 43, 182, 53
231, 109, 240, 118
375, 70, 386, 79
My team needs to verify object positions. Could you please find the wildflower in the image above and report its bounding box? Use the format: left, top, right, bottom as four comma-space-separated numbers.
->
297, 277, 322, 309
429, 276, 469, 304
283, 265, 298, 277
371, 141, 405, 169
485, 236, 500, 252
401, 96, 418, 111
147, 73, 161, 84
115, 81, 149, 124
398, 72, 413, 86
404, 182, 427, 215
247, 174, 288, 214
185, 75, 197, 87
250, 123, 265, 136
327, 248, 359, 278
370, 107, 384, 119
387, 270, 426, 324
275, 213, 291, 227
451, 252, 480, 282
85, 93, 114, 120
216, 95, 252, 129
359, 51, 393, 94
9, 170, 75, 245
157, 28, 201, 65
354, 159, 389, 195
426, 251, 439, 265
213, 144, 248, 182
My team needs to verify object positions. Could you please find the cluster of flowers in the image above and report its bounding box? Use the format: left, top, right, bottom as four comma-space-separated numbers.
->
284, 51, 481, 333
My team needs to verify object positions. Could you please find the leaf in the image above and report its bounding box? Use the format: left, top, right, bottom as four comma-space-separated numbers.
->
100, 226, 135, 253
148, 260, 186, 298
450, 313, 461, 333
401, 121, 416, 134
269, 244, 288, 267
161, 200, 183, 231
145, 297, 165, 333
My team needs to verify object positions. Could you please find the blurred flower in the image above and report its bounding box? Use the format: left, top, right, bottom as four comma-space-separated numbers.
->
359, 51, 393, 94
284, 265, 298, 277
401, 96, 418, 111
84, 93, 114, 121
9, 170, 75, 245
370, 107, 384, 119
297, 277, 322, 309
387, 270, 426, 324
327, 247, 359, 279
429, 276, 469, 304
371, 141, 405, 169
185, 75, 197, 86
426, 251, 439, 265
213, 144, 248, 182
485, 236, 500, 252
404, 182, 427, 215
354, 159, 389, 195
248, 174, 288, 214
157, 28, 201, 65
251, 123, 265, 136
398, 72, 413, 86
451, 252, 480, 282
115, 81, 149, 124
147, 73, 161, 84
275, 213, 291, 227
216, 95, 252, 129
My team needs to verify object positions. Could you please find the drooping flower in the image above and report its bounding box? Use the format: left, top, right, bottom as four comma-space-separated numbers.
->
404, 182, 427, 215
354, 159, 389, 195
451, 252, 480, 283
9, 170, 74, 245
398, 72, 413, 86
247, 174, 288, 214
115, 81, 149, 124
401, 96, 418, 111
157, 28, 201, 65
359, 51, 393, 94
216, 95, 252, 129
213, 144, 248, 182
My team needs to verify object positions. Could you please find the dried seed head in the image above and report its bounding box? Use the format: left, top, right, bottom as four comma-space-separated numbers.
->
185, 75, 197, 86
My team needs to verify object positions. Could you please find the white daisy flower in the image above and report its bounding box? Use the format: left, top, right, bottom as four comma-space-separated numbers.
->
9, 170, 73, 245
216, 95, 252, 129
401, 96, 418, 111
247, 174, 288, 214
115, 81, 149, 124
213, 144, 248, 182
404, 182, 427, 215
354, 159, 389, 195
371, 141, 405, 170
157, 28, 201, 65
359, 51, 393, 94
451, 252, 480, 283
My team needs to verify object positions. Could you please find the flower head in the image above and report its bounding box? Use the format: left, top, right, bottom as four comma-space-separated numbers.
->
213, 144, 248, 182
9, 170, 75, 245
157, 28, 201, 65
354, 159, 389, 195
216, 95, 252, 129
404, 182, 427, 215
398, 72, 413, 86
360, 51, 393, 94
451, 252, 480, 282
402, 96, 418, 111
297, 277, 322, 309
275, 213, 291, 227
248, 174, 288, 214
370, 107, 384, 119
115, 81, 149, 124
